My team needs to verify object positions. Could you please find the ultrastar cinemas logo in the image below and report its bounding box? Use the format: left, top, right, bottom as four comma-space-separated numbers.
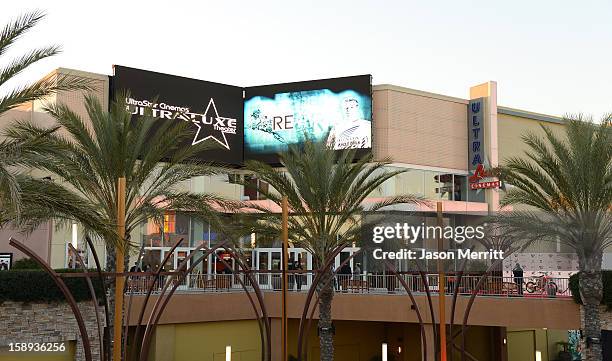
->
126, 97, 237, 149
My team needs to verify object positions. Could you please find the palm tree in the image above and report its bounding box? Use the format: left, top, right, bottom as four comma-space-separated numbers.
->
244, 138, 422, 361
7, 91, 231, 260
4, 92, 232, 357
0, 10, 94, 215
497, 115, 611, 361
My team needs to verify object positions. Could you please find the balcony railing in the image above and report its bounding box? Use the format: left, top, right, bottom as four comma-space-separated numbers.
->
124, 272, 572, 299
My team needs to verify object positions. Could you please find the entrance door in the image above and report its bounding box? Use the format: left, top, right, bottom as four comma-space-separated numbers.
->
173, 249, 190, 289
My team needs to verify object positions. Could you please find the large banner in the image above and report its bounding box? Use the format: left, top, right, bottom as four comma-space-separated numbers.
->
112, 66, 244, 165
244, 75, 372, 163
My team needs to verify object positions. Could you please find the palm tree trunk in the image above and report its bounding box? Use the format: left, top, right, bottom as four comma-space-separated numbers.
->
579, 269, 603, 361
317, 269, 335, 361
105, 245, 129, 360
106, 244, 117, 360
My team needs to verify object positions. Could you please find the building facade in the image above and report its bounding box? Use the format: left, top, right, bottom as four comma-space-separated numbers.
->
0, 67, 598, 361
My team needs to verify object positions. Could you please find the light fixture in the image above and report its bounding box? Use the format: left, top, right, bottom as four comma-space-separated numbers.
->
382, 343, 388, 361
503, 338, 507, 344
535, 351, 542, 361
397, 346, 402, 353
226, 345, 231, 361
72, 223, 78, 248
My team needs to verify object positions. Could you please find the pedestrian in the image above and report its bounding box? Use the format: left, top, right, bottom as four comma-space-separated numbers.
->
513, 263, 524, 295
288, 260, 296, 291
353, 263, 361, 280
339, 263, 352, 292
129, 262, 141, 272
295, 259, 304, 291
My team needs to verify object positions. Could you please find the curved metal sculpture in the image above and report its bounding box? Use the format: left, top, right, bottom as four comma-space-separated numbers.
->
9, 235, 274, 361
129, 237, 184, 361
383, 260, 428, 361
137, 241, 273, 361
11, 230, 529, 361
85, 236, 112, 361
9, 238, 93, 361
68, 243, 105, 361
224, 244, 272, 361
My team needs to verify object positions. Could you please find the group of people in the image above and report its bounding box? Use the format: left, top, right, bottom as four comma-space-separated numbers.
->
288, 259, 304, 291
335, 262, 362, 291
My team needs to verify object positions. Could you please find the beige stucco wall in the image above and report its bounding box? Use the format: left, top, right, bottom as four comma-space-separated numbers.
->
497, 112, 565, 165
0, 69, 109, 265
373, 85, 468, 171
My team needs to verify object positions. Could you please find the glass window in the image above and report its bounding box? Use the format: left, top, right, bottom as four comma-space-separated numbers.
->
271, 252, 281, 270
244, 175, 258, 200
454, 175, 468, 201
394, 169, 424, 196
424, 171, 443, 200
228, 173, 241, 184
190, 219, 209, 247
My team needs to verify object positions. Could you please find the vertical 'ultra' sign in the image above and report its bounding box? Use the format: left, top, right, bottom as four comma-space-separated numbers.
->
468, 98, 485, 172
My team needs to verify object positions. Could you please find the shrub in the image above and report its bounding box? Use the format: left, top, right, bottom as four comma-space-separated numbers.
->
569, 271, 612, 308
11, 258, 43, 270
0, 268, 104, 303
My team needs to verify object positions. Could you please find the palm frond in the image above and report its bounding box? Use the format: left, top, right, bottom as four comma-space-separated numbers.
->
0, 73, 97, 114
0, 10, 45, 56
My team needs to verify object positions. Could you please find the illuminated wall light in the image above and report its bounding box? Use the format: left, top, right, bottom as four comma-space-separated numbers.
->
382, 343, 388, 361
397, 346, 402, 353
72, 223, 78, 248
226, 345, 231, 361
503, 338, 507, 344
535, 350, 542, 361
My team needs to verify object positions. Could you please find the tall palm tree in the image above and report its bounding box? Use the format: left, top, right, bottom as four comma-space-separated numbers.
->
244, 138, 422, 361
0, 10, 94, 214
497, 115, 611, 361
6, 92, 230, 265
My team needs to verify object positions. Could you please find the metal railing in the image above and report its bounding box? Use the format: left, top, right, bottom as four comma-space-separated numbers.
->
124, 271, 572, 299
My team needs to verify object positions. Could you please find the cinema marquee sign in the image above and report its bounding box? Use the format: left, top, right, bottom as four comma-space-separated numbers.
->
112, 66, 372, 166
112, 66, 245, 165
468, 98, 500, 191
468, 163, 500, 190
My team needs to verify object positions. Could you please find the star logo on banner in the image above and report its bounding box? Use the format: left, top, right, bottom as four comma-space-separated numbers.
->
191, 98, 236, 150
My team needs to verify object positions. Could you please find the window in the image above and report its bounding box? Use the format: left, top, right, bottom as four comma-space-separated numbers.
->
243, 176, 269, 200
163, 213, 175, 234
228, 173, 241, 184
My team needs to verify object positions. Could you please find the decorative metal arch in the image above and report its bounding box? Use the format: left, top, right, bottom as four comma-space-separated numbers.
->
9, 238, 94, 361
9, 236, 273, 361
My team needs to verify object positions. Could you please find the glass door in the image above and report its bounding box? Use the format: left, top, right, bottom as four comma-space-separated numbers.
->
174, 249, 190, 289
258, 251, 269, 286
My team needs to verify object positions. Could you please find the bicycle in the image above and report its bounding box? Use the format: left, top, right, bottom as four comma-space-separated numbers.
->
525, 271, 558, 295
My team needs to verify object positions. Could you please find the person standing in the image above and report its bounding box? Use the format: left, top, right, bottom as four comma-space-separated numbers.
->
295, 259, 304, 291
339, 263, 352, 292
513, 263, 524, 295
288, 260, 296, 291
353, 263, 361, 280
